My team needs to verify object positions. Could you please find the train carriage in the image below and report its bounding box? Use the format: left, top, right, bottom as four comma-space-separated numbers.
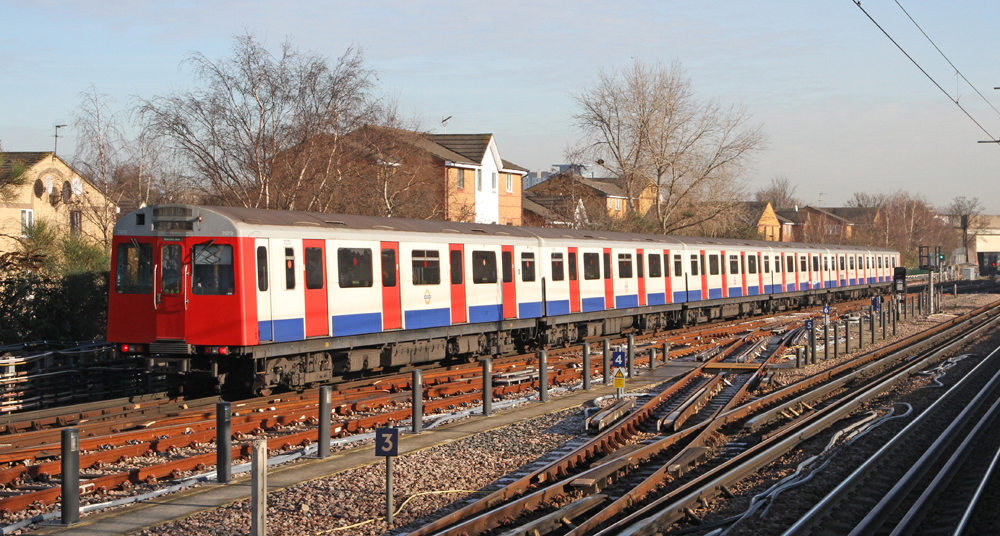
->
109, 205, 898, 394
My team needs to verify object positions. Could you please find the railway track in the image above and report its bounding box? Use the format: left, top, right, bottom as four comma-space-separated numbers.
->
401, 298, 1000, 536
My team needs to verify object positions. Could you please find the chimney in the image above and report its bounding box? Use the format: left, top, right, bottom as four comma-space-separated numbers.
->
794, 205, 798, 212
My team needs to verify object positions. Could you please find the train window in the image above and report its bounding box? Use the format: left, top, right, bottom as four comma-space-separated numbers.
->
569, 251, 578, 281
502, 251, 513, 283
521, 252, 536, 282
649, 254, 662, 278
690, 254, 699, 276
192, 244, 235, 295
730, 255, 739, 274
763, 255, 770, 274
637, 253, 644, 278
775, 255, 781, 273
812, 256, 819, 272
305, 247, 324, 289
161, 244, 183, 294
472, 251, 497, 283
787, 256, 794, 273
849, 256, 855, 270
672, 254, 680, 277
891, 257, 896, 268
823, 256, 829, 271
381, 249, 397, 287
877, 256, 883, 268
708, 254, 719, 276
800, 257, 807, 272
584, 252, 601, 280
618, 253, 633, 278
551, 253, 565, 281
740, 254, 745, 275
747, 254, 757, 275
603, 253, 612, 280
115, 242, 153, 294
285, 248, 296, 289
257, 246, 268, 292
338, 248, 374, 288
450, 250, 463, 285
701, 254, 706, 276
840, 256, 846, 271
412, 250, 441, 285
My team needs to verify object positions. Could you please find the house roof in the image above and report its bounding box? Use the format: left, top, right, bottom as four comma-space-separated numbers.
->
502, 159, 529, 173
815, 206, 878, 224
0, 152, 52, 181
775, 209, 809, 224
423, 134, 493, 164
522, 197, 559, 221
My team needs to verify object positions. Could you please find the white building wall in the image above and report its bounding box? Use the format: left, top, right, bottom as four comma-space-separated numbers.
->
474, 138, 501, 224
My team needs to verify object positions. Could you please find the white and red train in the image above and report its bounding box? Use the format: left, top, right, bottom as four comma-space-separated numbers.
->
107, 205, 899, 393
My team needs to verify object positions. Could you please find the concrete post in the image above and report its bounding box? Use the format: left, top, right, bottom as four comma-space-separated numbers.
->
60, 428, 79, 525
870, 311, 876, 346
834, 321, 840, 360
649, 348, 657, 370
411, 370, 423, 434
482, 358, 492, 416
250, 439, 267, 536
892, 302, 897, 337
858, 318, 864, 351
809, 324, 817, 364
582, 343, 591, 390
539, 350, 548, 403
603, 338, 611, 386
627, 333, 635, 378
318, 386, 332, 458
796, 347, 804, 368
663, 341, 670, 362
216, 401, 231, 483
881, 306, 886, 340
823, 316, 829, 361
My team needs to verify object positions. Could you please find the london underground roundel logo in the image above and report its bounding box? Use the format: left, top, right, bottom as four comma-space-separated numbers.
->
424, 290, 432, 304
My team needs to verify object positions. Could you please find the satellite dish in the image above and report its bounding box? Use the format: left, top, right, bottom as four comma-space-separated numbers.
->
71, 178, 83, 196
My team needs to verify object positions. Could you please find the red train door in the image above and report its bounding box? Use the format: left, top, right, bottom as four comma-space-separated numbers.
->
700, 250, 708, 300
502, 245, 516, 319
721, 250, 728, 298
155, 240, 186, 340
449, 244, 467, 323
568, 247, 581, 312
757, 253, 764, 294
603, 248, 614, 308
664, 249, 673, 303
381, 242, 401, 330
637, 249, 646, 306
303, 239, 329, 337
740, 252, 748, 297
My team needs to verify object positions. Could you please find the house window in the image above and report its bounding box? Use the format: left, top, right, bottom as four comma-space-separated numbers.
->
476, 169, 482, 191
506, 174, 513, 193
20, 209, 33, 236
70, 210, 82, 236
456, 169, 465, 189
614, 198, 622, 211
491, 171, 497, 191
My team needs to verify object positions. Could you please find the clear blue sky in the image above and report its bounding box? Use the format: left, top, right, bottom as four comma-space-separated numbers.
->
3, 0, 999, 211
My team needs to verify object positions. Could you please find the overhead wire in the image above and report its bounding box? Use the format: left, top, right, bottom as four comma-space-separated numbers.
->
850, 0, 998, 142
893, 0, 1000, 119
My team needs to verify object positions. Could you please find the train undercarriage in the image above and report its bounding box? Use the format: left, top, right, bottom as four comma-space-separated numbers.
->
145, 284, 889, 396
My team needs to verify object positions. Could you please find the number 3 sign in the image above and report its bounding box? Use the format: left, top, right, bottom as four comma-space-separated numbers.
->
376, 427, 399, 457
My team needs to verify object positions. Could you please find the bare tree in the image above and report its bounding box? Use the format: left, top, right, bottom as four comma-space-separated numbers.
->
141, 32, 377, 210
946, 196, 983, 263
754, 175, 802, 209
73, 85, 128, 250
572, 59, 766, 234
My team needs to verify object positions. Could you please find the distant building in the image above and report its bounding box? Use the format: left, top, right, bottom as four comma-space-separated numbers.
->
773, 205, 881, 242
522, 173, 657, 227
0, 152, 113, 253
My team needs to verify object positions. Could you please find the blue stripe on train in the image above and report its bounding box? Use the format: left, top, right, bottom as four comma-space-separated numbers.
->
647, 292, 666, 306
748, 285, 759, 295
519, 301, 543, 318
673, 291, 688, 303
544, 300, 570, 317
332, 312, 382, 337
708, 288, 722, 299
729, 287, 743, 297
404, 308, 450, 329
469, 304, 503, 323
258, 320, 273, 341
687, 290, 702, 301
615, 295, 639, 308
582, 296, 606, 312
272, 318, 304, 342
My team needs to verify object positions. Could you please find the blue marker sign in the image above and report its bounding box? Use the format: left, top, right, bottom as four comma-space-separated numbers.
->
823, 305, 830, 315
375, 427, 398, 457
805, 319, 814, 330
612, 350, 626, 368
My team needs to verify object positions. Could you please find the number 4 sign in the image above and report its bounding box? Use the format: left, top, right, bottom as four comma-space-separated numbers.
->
375, 427, 398, 457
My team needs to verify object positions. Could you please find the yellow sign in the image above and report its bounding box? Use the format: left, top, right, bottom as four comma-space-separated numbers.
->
614, 377, 625, 388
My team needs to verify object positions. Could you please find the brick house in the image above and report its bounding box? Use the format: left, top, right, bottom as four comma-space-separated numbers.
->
0, 152, 114, 253
414, 134, 528, 225
522, 173, 659, 227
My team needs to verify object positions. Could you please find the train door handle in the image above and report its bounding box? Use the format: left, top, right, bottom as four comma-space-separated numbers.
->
153, 265, 158, 310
